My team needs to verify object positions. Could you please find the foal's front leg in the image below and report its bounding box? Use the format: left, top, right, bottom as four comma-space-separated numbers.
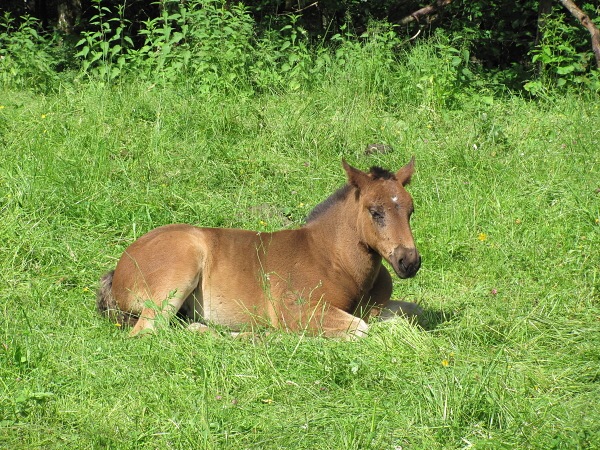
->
359, 265, 393, 320
363, 266, 425, 326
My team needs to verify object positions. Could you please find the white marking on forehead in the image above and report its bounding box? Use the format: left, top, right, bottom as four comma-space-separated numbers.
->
391, 196, 398, 203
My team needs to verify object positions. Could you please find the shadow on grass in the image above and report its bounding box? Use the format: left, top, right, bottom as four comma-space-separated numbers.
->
421, 308, 457, 331
376, 301, 456, 331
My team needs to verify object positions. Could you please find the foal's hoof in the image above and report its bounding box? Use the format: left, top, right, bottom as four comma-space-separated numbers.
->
351, 319, 369, 339
337, 318, 369, 340
187, 323, 218, 336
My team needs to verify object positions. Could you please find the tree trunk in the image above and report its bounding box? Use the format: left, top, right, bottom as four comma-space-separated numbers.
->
558, 0, 600, 68
399, 0, 454, 25
55, 0, 82, 33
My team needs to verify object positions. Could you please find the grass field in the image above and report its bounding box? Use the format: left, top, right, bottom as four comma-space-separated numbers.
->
1, 40, 599, 448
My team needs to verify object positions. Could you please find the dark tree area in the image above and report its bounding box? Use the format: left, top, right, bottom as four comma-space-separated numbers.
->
1, 0, 161, 33
1, 0, 598, 71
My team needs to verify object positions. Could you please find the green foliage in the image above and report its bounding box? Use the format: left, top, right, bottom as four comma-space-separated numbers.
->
133, 0, 255, 89
250, 19, 404, 93
251, 15, 317, 92
526, 5, 600, 94
70, 0, 411, 95
2, 0, 600, 94
0, 13, 59, 91
75, 0, 255, 89
388, 30, 483, 110
129, 4, 194, 84
184, 0, 254, 89
75, 0, 133, 83
445, 0, 538, 68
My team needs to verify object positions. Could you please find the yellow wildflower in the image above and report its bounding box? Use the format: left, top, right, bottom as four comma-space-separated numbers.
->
441, 359, 449, 367
478, 233, 487, 241
41, 114, 47, 119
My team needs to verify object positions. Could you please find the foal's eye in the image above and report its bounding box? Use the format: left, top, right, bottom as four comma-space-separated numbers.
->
369, 208, 385, 224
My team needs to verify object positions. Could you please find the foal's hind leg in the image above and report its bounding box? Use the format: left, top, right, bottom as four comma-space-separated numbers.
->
315, 306, 369, 340
129, 275, 200, 337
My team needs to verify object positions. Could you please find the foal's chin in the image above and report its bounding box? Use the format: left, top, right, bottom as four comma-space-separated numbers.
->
393, 268, 419, 279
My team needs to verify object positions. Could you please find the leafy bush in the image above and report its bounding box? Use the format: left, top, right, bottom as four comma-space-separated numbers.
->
132, 0, 254, 89
4, 0, 600, 95
0, 13, 59, 91
75, 0, 255, 90
391, 30, 479, 110
526, 4, 600, 94
75, 0, 132, 83
251, 15, 335, 92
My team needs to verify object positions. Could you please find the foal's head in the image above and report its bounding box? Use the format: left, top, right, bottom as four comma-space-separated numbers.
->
344, 158, 421, 279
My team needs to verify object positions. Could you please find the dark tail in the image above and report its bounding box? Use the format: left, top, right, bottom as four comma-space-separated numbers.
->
96, 271, 136, 327
97, 270, 117, 317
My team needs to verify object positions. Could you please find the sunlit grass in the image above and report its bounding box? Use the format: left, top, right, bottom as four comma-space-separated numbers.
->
0, 47, 599, 448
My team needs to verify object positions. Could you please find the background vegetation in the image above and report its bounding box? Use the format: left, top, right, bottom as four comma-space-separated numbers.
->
1, 0, 600, 93
1, 0, 599, 448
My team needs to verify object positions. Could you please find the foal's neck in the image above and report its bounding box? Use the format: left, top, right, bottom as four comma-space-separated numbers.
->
305, 194, 381, 279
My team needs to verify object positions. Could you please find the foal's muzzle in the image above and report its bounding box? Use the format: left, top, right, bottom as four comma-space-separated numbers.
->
391, 247, 421, 279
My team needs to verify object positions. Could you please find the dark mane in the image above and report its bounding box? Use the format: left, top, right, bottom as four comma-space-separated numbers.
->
305, 166, 395, 223
368, 166, 396, 180
305, 184, 352, 223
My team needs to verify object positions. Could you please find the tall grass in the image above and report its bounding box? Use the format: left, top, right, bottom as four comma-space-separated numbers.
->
1, 17, 599, 449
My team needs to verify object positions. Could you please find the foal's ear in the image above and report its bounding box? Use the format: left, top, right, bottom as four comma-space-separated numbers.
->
396, 156, 415, 186
342, 159, 369, 189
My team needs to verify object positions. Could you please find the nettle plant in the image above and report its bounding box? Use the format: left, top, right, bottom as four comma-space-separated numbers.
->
250, 19, 404, 93
0, 13, 58, 90
75, 0, 132, 83
130, 0, 255, 87
251, 14, 326, 92
527, 6, 600, 94
185, 0, 254, 88
75, 0, 255, 88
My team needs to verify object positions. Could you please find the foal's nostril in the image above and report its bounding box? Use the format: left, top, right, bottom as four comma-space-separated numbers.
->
399, 258, 408, 271
393, 247, 420, 278
401, 252, 420, 273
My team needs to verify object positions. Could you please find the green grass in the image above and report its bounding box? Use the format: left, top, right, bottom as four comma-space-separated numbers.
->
1, 47, 599, 448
